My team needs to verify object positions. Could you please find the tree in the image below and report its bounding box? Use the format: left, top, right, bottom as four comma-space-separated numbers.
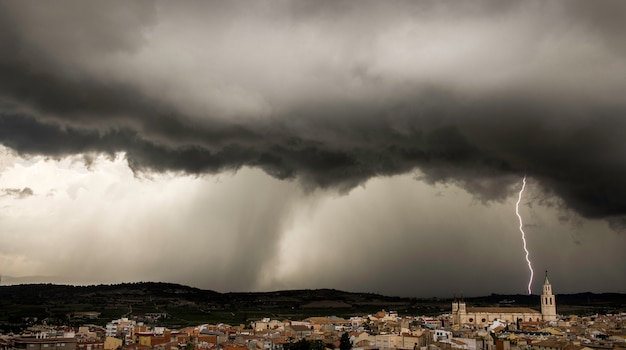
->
339, 332, 352, 350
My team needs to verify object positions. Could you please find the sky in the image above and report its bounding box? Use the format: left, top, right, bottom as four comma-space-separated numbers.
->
0, 0, 625, 298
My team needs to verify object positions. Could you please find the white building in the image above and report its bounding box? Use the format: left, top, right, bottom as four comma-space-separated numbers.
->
105, 317, 137, 340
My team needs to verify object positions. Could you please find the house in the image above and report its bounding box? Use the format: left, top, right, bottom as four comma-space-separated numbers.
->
284, 325, 312, 339
104, 337, 122, 350
136, 330, 172, 348
372, 333, 427, 350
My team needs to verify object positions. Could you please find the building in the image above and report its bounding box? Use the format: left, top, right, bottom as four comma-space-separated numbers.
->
77, 338, 104, 350
12, 338, 77, 350
103, 337, 122, 350
105, 318, 137, 339
540, 272, 557, 322
372, 333, 427, 350
136, 329, 171, 348
452, 272, 557, 327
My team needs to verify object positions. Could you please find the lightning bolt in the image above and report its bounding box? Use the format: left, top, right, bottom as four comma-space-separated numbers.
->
515, 176, 534, 295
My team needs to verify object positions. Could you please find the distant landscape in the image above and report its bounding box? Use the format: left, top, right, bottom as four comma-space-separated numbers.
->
1, 282, 625, 333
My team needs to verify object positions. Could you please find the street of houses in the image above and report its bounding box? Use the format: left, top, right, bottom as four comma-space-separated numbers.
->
1, 309, 625, 350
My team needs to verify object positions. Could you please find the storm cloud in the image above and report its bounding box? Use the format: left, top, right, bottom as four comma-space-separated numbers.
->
1, 0, 626, 222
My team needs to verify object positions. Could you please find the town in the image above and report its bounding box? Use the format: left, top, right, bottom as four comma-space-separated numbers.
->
1, 276, 625, 350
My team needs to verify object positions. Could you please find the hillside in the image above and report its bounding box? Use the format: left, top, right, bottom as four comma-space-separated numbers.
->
0, 282, 431, 330
0, 283, 624, 332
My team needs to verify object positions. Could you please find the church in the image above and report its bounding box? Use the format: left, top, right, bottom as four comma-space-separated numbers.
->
451, 272, 557, 326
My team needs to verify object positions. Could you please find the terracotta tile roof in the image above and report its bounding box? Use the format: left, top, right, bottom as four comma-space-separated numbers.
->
532, 340, 573, 349
289, 325, 312, 332
467, 307, 540, 314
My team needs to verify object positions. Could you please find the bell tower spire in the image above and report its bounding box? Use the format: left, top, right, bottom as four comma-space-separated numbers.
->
541, 270, 557, 322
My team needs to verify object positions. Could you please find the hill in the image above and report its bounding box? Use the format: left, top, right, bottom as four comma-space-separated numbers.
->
0, 282, 431, 330
0, 283, 625, 332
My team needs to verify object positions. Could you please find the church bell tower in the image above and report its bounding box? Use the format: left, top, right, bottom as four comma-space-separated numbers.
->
541, 271, 557, 322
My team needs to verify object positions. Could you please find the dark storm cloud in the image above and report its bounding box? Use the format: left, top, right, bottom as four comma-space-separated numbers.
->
1, 1, 626, 221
